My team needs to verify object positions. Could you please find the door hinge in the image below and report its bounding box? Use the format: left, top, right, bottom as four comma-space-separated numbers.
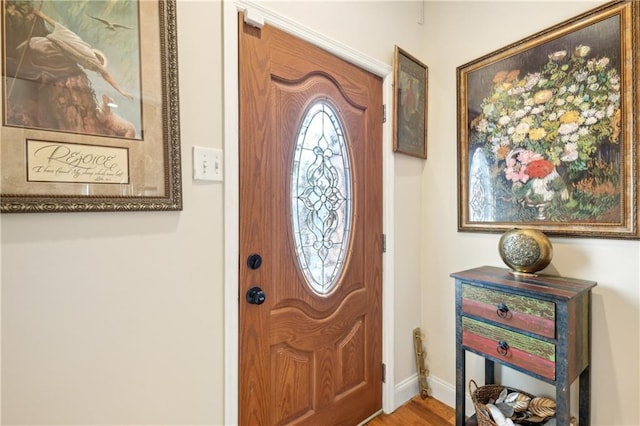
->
382, 233, 387, 253
382, 363, 386, 383
382, 104, 386, 123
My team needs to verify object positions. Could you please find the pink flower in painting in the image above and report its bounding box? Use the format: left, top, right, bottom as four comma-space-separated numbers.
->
504, 149, 543, 184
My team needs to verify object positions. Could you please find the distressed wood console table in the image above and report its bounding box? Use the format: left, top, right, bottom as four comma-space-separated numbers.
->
451, 266, 596, 426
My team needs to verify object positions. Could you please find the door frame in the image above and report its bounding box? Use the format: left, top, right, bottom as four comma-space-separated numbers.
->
223, 2, 395, 424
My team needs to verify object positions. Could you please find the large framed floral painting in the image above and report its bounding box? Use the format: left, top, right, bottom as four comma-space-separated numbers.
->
1, 0, 181, 212
457, 0, 639, 239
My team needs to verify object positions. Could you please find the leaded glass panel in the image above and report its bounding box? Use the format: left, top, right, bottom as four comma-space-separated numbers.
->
291, 101, 352, 295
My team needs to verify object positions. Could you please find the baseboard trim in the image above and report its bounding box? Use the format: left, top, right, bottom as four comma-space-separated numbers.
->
392, 374, 474, 417
392, 374, 420, 410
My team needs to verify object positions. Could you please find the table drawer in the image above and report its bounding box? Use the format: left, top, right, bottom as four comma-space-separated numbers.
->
462, 317, 555, 380
462, 283, 555, 338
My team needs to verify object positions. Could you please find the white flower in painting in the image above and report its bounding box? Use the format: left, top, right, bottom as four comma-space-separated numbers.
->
483, 103, 496, 116
524, 73, 541, 91
610, 75, 620, 91
498, 115, 511, 126
574, 45, 591, 57
515, 122, 530, 134
582, 109, 598, 125
476, 118, 489, 132
531, 168, 560, 202
561, 142, 579, 162
508, 87, 525, 96
595, 57, 610, 70
574, 71, 588, 82
549, 50, 567, 61
558, 122, 579, 135
609, 93, 620, 104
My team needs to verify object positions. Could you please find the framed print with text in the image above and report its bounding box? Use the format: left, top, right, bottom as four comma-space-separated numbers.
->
1, 0, 181, 212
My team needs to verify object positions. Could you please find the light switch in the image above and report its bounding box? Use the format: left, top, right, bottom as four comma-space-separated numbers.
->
193, 146, 223, 182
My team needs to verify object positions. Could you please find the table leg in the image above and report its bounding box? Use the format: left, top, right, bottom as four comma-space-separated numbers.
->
556, 377, 570, 425
579, 366, 591, 425
484, 359, 495, 384
456, 347, 465, 426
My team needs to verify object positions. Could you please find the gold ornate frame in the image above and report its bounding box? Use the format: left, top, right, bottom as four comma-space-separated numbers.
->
457, 0, 638, 238
1, 0, 181, 212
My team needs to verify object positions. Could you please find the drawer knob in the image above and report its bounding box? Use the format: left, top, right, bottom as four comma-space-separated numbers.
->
496, 303, 510, 318
496, 340, 510, 356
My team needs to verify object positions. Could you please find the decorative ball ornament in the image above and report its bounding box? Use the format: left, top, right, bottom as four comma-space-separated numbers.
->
498, 228, 553, 275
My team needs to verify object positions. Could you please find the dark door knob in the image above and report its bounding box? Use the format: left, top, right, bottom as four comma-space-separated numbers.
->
247, 254, 263, 270
246, 286, 266, 305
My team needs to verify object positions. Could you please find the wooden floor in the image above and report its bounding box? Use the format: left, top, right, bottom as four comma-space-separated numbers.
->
365, 396, 455, 426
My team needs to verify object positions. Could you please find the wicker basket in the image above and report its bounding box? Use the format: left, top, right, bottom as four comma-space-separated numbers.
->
468, 380, 535, 426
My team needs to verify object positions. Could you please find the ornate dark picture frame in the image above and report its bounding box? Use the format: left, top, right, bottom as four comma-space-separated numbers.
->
1, 0, 182, 212
393, 45, 428, 159
457, 0, 638, 238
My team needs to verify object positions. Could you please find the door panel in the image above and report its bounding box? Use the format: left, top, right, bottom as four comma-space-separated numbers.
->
239, 14, 383, 425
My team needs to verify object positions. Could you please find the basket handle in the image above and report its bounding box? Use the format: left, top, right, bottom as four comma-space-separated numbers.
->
468, 379, 479, 395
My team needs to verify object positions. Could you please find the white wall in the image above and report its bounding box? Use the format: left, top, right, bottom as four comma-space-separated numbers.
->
1, 1, 225, 424
1, 1, 427, 424
422, 1, 640, 425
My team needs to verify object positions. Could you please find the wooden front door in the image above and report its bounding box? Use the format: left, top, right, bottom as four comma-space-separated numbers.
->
239, 14, 383, 426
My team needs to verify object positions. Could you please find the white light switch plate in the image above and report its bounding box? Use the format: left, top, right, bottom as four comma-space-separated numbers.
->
193, 146, 223, 182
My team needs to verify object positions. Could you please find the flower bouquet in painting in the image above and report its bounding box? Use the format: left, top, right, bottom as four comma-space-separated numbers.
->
469, 44, 621, 222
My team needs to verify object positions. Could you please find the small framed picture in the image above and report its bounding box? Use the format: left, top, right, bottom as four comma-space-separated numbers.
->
393, 46, 428, 159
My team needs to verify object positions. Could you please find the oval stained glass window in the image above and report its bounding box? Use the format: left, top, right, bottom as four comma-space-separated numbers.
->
291, 101, 352, 295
